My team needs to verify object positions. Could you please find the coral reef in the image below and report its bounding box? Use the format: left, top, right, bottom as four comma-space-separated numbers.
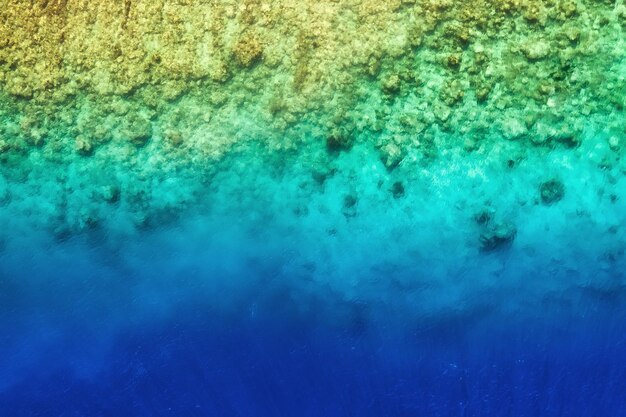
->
0, 0, 624, 233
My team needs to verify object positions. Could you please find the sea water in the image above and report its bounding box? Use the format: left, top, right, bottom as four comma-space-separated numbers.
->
1, 1, 626, 415
2, 134, 626, 415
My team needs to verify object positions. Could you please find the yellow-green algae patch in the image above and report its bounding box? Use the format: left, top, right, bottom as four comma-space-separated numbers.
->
0, 0, 625, 233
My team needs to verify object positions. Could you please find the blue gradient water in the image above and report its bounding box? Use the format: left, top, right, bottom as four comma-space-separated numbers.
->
1, 141, 626, 416
2, 246, 626, 416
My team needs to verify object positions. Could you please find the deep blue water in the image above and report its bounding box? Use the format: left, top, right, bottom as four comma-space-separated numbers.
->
2, 300, 626, 416
1, 236, 626, 416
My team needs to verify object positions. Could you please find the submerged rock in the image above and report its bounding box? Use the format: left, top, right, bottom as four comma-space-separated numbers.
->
232, 34, 263, 67
0, 139, 10, 154
326, 131, 353, 153
342, 194, 358, 218
540, 179, 565, 204
479, 222, 517, 251
312, 168, 336, 185
101, 185, 121, 204
74, 135, 94, 156
379, 143, 405, 171
381, 74, 401, 95
501, 118, 527, 140
521, 39, 551, 61
390, 181, 405, 199
555, 132, 581, 148
474, 207, 495, 225
608, 136, 621, 152
124, 115, 153, 147
0, 176, 10, 206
